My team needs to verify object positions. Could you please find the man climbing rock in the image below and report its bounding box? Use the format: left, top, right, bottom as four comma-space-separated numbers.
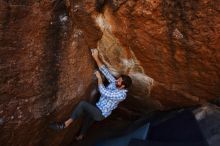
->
50, 49, 132, 140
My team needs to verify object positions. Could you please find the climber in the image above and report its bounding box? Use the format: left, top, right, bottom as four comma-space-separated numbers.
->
49, 49, 132, 140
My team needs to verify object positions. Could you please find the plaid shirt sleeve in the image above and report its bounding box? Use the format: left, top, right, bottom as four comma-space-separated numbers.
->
98, 84, 126, 100
99, 65, 116, 83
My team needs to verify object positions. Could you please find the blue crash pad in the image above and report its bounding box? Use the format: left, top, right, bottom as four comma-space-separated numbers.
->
147, 110, 206, 142
128, 139, 208, 146
96, 123, 150, 146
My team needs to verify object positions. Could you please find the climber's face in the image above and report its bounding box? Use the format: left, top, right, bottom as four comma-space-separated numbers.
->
116, 77, 124, 89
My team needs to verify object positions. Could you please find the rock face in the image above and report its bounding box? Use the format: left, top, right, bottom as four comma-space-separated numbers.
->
97, 0, 220, 109
0, 0, 219, 145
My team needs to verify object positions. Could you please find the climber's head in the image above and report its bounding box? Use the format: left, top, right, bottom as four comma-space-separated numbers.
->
116, 75, 132, 89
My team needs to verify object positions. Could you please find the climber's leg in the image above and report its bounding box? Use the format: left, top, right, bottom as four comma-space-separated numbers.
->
75, 115, 95, 141
81, 116, 95, 134
74, 102, 105, 140
49, 101, 104, 130
70, 101, 104, 121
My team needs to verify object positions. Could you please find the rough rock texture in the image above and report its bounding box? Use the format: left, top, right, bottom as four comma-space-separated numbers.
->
0, 0, 220, 146
98, 0, 220, 109
0, 0, 101, 145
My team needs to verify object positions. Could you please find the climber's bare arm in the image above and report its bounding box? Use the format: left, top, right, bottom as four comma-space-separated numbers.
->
91, 49, 116, 83
91, 49, 103, 68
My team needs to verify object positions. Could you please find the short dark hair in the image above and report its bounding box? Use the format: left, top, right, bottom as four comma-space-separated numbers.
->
121, 75, 132, 89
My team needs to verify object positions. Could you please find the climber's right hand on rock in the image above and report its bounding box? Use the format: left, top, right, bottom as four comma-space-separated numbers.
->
91, 48, 103, 68
91, 48, 99, 60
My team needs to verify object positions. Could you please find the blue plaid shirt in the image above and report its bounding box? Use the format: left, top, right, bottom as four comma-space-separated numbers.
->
96, 65, 127, 118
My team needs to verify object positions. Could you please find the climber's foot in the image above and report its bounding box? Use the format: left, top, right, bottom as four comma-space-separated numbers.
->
49, 122, 65, 130
75, 134, 85, 141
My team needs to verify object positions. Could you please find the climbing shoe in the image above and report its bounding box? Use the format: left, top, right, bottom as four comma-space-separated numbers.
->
49, 122, 65, 130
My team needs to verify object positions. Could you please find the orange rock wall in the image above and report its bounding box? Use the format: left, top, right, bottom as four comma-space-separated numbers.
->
96, 0, 220, 109
0, 0, 220, 145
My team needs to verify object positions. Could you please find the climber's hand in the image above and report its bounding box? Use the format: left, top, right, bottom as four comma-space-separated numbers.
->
95, 71, 103, 84
95, 71, 101, 79
91, 48, 99, 60
91, 48, 103, 68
